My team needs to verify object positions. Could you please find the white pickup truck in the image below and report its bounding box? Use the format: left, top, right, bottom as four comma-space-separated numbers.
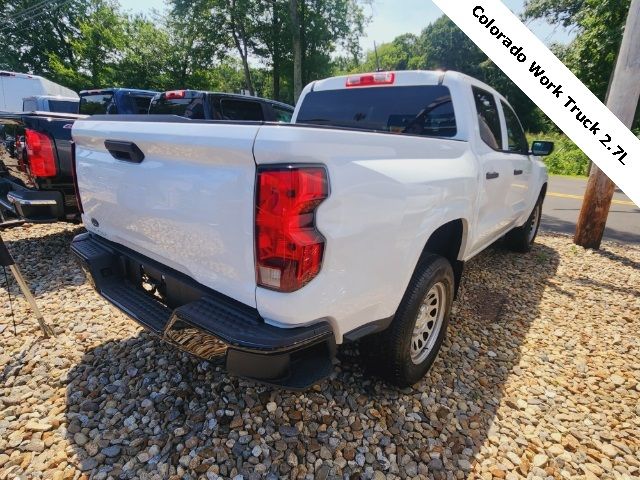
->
70, 70, 552, 388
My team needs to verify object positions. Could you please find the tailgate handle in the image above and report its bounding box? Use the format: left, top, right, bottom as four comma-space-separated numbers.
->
104, 140, 145, 163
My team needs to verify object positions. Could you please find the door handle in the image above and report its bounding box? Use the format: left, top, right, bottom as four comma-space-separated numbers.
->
486, 172, 499, 180
104, 140, 145, 163
514, 169, 523, 175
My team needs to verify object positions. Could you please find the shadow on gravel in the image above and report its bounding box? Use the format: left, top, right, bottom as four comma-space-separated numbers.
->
64, 242, 560, 479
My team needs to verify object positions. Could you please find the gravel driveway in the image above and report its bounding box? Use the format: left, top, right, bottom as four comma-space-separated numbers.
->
0, 223, 638, 480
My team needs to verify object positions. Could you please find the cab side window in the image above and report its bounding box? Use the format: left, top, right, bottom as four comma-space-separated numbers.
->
501, 101, 529, 154
472, 87, 502, 150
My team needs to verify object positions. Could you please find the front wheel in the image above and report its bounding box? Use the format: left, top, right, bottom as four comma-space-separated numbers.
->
504, 200, 542, 253
362, 254, 454, 387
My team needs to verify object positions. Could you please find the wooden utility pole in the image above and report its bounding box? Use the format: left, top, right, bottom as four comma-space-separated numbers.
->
574, 0, 640, 249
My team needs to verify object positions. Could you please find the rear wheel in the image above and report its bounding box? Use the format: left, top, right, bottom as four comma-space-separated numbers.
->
504, 199, 542, 253
362, 254, 454, 387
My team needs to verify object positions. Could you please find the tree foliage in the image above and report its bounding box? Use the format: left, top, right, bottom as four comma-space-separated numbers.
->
0, 0, 635, 133
0, 0, 366, 104
524, 0, 638, 128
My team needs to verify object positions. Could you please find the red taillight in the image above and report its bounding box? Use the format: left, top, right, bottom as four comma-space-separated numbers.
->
346, 72, 395, 87
165, 90, 186, 99
25, 129, 57, 177
255, 166, 328, 292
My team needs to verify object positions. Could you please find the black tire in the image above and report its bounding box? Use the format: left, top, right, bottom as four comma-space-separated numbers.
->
362, 254, 454, 387
504, 199, 543, 253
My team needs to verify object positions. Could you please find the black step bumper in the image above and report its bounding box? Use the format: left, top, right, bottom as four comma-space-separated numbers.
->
71, 232, 335, 389
0, 176, 64, 223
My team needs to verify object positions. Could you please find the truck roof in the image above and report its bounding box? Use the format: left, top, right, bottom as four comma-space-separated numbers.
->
309, 70, 500, 97
79, 88, 158, 96
23, 95, 79, 102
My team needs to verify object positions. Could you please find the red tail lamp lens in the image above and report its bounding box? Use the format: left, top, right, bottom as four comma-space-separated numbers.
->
255, 166, 328, 292
25, 129, 57, 177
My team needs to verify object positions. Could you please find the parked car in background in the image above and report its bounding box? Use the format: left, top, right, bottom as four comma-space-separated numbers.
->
79, 88, 157, 115
0, 71, 77, 112
70, 70, 553, 389
23, 95, 79, 114
149, 90, 294, 122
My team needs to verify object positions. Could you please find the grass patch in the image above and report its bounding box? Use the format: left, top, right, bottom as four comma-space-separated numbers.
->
527, 132, 590, 176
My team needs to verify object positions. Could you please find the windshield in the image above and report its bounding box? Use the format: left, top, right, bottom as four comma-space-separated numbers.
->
296, 85, 457, 138
79, 94, 113, 115
48, 100, 79, 114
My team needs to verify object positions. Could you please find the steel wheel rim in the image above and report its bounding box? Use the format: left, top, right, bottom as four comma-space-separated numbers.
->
528, 204, 541, 243
410, 282, 446, 364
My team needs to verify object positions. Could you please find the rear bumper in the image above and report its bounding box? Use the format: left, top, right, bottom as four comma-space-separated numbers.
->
0, 176, 64, 222
71, 232, 335, 389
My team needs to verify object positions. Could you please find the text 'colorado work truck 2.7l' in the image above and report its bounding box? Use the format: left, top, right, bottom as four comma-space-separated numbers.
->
71, 71, 553, 388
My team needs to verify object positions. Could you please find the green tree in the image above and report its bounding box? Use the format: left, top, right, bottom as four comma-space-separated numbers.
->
523, 0, 638, 128
0, 0, 88, 82
117, 16, 173, 90
170, 0, 261, 95
353, 34, 422, 72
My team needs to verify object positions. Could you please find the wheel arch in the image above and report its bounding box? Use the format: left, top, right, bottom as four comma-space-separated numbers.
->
414, 218, 468, 297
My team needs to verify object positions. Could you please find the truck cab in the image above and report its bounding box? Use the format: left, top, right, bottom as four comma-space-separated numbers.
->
79, 88, 158, 115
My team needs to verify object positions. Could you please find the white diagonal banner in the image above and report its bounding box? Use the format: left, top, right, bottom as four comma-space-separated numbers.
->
432, 0, 640, 207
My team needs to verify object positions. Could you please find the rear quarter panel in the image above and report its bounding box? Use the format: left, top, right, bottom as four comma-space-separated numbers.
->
253, 125, 477, 340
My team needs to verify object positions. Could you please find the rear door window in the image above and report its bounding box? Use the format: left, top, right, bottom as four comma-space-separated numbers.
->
472, 87, 503, 150
296, 85, 457, 137
79, 94, 113, 115
219, 99, 264, 121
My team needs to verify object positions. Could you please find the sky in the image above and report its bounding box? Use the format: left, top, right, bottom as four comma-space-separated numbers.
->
123, 0, 576, 51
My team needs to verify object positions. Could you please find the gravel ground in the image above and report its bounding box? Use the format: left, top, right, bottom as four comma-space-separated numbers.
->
0, 223, 638, 480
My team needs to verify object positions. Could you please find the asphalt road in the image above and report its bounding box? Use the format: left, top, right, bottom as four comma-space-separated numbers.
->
541, 175, 640, 244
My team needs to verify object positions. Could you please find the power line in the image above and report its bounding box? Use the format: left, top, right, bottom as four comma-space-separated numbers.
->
0, 0, 54, 22
0, 0, 74, 30
0, 0, 75, 33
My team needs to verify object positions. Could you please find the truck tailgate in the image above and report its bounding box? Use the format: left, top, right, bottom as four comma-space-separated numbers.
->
72, 119, 260, 307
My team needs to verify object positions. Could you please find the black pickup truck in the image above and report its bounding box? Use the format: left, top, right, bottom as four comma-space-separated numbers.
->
0, 89, 159, 226
0, 112, 82, 224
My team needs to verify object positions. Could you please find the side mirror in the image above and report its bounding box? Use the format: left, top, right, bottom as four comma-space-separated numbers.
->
531, 140, 554, 156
